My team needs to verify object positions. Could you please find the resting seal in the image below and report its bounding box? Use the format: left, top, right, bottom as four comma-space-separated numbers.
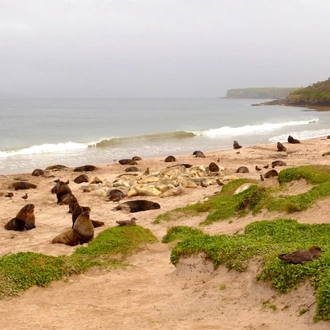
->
9, 181, 37, 190
271, 160, 287, 168
31, 168, 44, 176
4, 204, 35, 231
51, 229, 79, 246
288, 135, 300, 144
264, 169, 278, 178
119, 159, 138, 165
113, 200, 161, 213
74, 165, 97, 172
192, 151, 205, 158
236, 166, 249, 173
165, 155, 176, 162
116, 217, 137, 226
107, 189, 126, 202
73, 174, 89, 184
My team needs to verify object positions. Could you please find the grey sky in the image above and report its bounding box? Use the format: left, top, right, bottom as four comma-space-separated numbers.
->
1, 0, 330, 98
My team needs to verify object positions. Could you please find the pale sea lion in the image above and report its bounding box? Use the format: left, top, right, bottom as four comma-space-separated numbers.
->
73, 210, 94, 244
116, 217, 137, 226
113, 200, 161, 213
4, 204, 35, 231
278, 246, 323, 264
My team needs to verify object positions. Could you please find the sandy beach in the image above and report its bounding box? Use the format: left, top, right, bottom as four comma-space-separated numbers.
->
1, 137, 330, 330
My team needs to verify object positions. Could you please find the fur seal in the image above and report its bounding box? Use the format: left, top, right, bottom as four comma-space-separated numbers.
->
236, 166, 249, 173
4, 204, 35, 231
165, 155, 176, 162
73, 174, 89, 184
271, 160, 287, 168
45, 164, 68, 171
277, 142, 287, 152
192, 151, 205, 158
73, 210, 94, 244
51, 180, 73, 204
31, 168, 44, 176
113, 200, 161, 213
125, 166, 139, 172
74, 165, 97, 172
233, 140, 242, 149
288, 135, 300, 144
107, 189, 126, 202
9, 181, 37, 190
132, 156, 142, 161
119, 159, 138, 165
278, 246, 323, 264
116, 217, 137, 226
208, 162, 219, 172
264, 169, 278, 178
51, 229, 79, 246
71, 203, 104, 228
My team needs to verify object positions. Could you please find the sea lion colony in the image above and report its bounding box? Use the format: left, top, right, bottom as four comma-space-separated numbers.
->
1, 137, 317, 251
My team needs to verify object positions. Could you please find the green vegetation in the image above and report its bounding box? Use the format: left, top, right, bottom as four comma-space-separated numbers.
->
154, 165, 330, 226
285, 78, 330, 106
163, 219, 330, 321
0, 226, 157, 299
224, 87, 298, 99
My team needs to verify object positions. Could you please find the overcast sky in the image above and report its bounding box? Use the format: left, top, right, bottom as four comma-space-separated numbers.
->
1, 0, 330, 98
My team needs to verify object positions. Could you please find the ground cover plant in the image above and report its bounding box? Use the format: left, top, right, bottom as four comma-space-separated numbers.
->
163, 219, 330, 321
0, 225, 157, 299
154, 165, 330, 225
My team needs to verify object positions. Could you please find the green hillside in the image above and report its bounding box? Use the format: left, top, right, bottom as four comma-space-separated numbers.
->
224, 87, 298, 99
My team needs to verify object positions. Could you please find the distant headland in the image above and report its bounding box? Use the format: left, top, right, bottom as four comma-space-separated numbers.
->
223, 87, 298, 99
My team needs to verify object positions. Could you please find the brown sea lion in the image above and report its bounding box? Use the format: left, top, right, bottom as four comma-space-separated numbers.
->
278, 246, 323, 264
71, 203, 104, 228
132, 156, 142, 161
74, 165, 97, 172
271, 160, 287, 168
165, 155, 176, 162
125, 166, 139, 172
51, 229, 79, 246
236, 166, 249, 173
4, 204, 35, 231
9, 181, 37, 190
31, 168, 44, 176
51, 180, 72, 204
119, 159, 138, 165
208, 162, 219, 172
233, 140, 242, 149
264, 169, 278, 178
277, 142, 287, 152
73, 174, 89, 184
107, 189, 126, 202
68, 194, 79, 213
113, 200, 161, 213
73, 210, 94, 244
45, 164, 68, 171
192, 151, 205, 158
288, 135, 300, 144
116, 217, 137, 226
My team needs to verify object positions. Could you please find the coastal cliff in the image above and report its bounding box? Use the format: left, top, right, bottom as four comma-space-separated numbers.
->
224, 88, 297, 99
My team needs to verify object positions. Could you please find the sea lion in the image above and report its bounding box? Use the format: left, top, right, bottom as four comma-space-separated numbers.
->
165, 155, 176, 162
116, 217, 137, 226
68, 194, 79, 213
113, 200, 161, 213
288, 135, 300, 144
132, 156, 142, 161
192, 151, 205, 158
236, 166, 249, 173
233, 140, 242, 149
31, 168, 44, 176
125, 166, 139, 172
90, 176, 104, 184
107, 189, 126, 202
74, 165, 97, 172
277, 142, 287, 152
73, 210, 94, 244
51, 229, 79, 246
9, 181, 37, 190
208, 162, 219, 172
71, 203, 104, 228
264, 169, 278, 178
119, 159, 138, 165
51, 180, 72, 204
278, 246, 323, 264
45, 164, 68, 171
73, 174, 89, 184
4, 204, 35, 231
271, 160, 287, 168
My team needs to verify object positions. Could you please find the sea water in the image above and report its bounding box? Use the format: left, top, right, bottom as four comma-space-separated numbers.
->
0, 98, 329, 174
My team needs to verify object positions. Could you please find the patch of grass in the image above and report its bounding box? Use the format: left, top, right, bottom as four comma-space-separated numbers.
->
154, 165, 330, 225
163, 219, 330, 321
219, 284, 227, 290
0, 226, 157, 298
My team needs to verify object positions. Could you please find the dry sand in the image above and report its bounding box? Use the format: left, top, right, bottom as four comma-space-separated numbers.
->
1, 137, 330, 330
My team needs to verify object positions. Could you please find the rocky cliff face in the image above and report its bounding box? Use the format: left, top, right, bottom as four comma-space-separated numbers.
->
224, 88, 298, 99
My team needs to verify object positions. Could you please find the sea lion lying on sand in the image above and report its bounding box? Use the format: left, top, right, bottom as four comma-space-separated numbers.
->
74, 165, 97, 172
9, 181, 37, 190
288, 135, 300, 144
264, 169, 278, 178
116, 217, 137, 226
4, 204, 36, 231
271, 160, 287, 168
192, 151, 205, 158
119, 159, 138, 165
51, 229, 79, 246
165, 155, 176, 162
236, 166, 249, 173
107, 189, 126, 202
113, 200, 161, 213
31, 168, 44, 176
73, 174, 89, 184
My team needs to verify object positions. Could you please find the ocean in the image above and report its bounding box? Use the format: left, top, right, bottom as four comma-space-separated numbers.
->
1, 98, 329, 175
